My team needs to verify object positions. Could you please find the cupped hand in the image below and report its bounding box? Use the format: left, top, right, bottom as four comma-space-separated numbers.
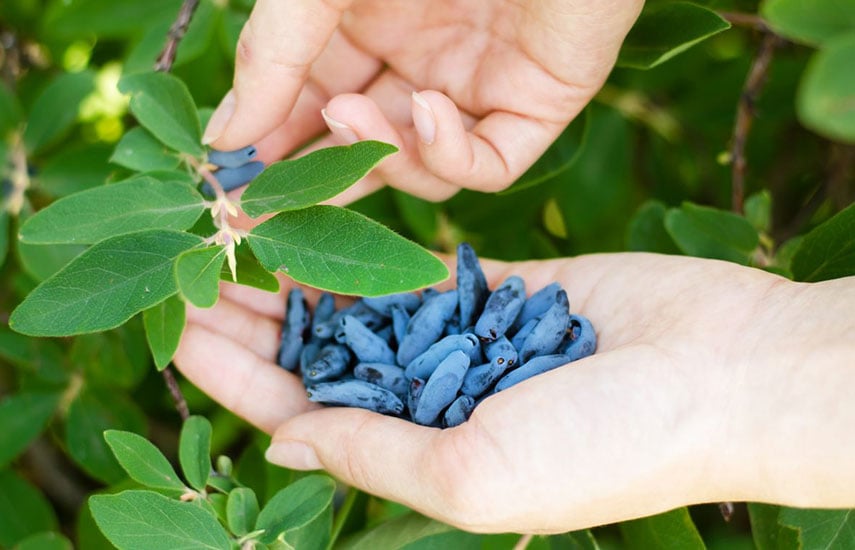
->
203, 0, 644, 201
173, 253, 855, 533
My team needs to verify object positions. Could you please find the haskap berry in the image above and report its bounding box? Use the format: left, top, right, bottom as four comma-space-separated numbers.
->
277, 242, 597, 427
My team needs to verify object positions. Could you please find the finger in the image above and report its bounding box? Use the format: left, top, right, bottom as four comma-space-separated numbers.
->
174, 323, 316, 433
186, 297, 282, 361
411, 90, 566, 193
318, 80, 460, 201
204, 0, 357, 149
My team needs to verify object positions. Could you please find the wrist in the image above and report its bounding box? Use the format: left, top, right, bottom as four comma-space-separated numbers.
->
710, 276, 855, 507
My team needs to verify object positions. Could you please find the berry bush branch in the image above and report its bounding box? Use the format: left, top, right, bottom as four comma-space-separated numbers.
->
154, 0, 201, 72
729, 30, 782, 213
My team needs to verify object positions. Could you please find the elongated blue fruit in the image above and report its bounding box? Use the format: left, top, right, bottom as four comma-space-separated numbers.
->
561, 314, 597, 361
213, 161, 264, 192
511, 317, 539, 350
512, 282, 563, 331
405, 333, 481, 381
299, 341, 321, 373
443, 395, 476, 428
461, 357, 508, 397
312, 293, 336, 332
518, 293, 570, 363
342, 315, 396, 364
494, 354, 572, 392
278, 288, 310, 371
421, 288, 440, 301
354, 363, 408, 398
314, 301, 384, 339
303, 345, 352, 383
474, 276, 525, 341
375, 325, 394, 345
413, 350, 470, 426
391, 305, 410, 347
307, 380, 404, 414
396, 289, 459, 366
407, 377, 426, 416
362, 293, 421, 316
444, 312, 462, 336
207, 145, 258, 168
483, 336, 518, 369
456, 242, 489, 328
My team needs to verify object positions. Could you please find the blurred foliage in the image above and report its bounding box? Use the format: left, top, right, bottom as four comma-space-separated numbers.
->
0, 0, 853, 548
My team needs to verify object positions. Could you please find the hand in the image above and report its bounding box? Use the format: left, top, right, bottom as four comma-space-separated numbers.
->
202, 0, 644, 201
173, 253, 855, 533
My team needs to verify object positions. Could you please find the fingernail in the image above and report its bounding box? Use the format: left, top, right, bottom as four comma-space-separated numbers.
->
202, 90, 236, 145
321, 109, 359, 144
411, 92, 436, 145
265, 440, 322, 470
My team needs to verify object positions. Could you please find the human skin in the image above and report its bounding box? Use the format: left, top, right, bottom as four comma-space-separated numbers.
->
174, 254, 855, 533
202, 0, 645, 201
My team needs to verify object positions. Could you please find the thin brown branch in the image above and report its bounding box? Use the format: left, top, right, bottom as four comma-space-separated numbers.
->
719, 501, 736, 522
162, 367, 191, 421
720, 11, 772, 33
0, 29, 21, 88
730, 32, 782, 213
153, 0, 202, 72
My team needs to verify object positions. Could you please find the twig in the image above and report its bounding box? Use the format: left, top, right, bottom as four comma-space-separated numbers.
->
154, 0, 201, 72
720, 11, 772, 33
152, 0, 204, 422
162, 367, 191, 422
729, 32, 781, 213
513, 534, 534, 550
0, 29, 21, 88
719, 501, 736, 522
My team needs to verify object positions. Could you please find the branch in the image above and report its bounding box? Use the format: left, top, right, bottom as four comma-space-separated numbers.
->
729, 32, 782, 213
153, 0, 201, 73
719, 11, 772, 33
162, 367, 190, 422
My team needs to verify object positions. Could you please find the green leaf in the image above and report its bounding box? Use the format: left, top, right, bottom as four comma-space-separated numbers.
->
179, 416, 213, 492
13, 531, 73, 550
0, 327, 68, 383
70, 325, 149, 389
10, 230, 203, 336
249, 206, 448, 296
747, 503, 800, 550
0, 83, 22, 135
226, 487, 259, 536
0, 392, 60, 467
255, 474, 336, 544
283, 500, 332, 550
791, 202, 855, 281
617, 2, 730, 69
143, 295, 187, 370
619, 507, 705, 549
0, 470, 58, 548
19, 176, 205, 245
47, 0, 178, 38
797, 34, 855, 144
175, 246, 226, 308
549, 530, 601, 550
36, 144, 114, 198
664, 202, 759, 264
627, 200, 681, 254
89, 490, 231, 550
66, 388, 147, 484
240, 141, 398, 217
762, 0, 855, 46
337, 512, 458, 550
779, 507, 855, 550
0, 210, 8, 270
103, 430, 186, 492
223, 243, 281, 293
744, 190, 772, 233
391, 190, 440, 245
110, 127, 181, 172
23, 71, 95, 154
16, 240, 87, 282
501, 109, 589, 194
118, 72, 203, 156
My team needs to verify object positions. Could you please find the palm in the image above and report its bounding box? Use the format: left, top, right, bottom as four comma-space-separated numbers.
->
174, 253, 785, 530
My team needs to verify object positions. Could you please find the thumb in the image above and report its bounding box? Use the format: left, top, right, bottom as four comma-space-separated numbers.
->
203, 0, 353, 149
265, 406, 499, 530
